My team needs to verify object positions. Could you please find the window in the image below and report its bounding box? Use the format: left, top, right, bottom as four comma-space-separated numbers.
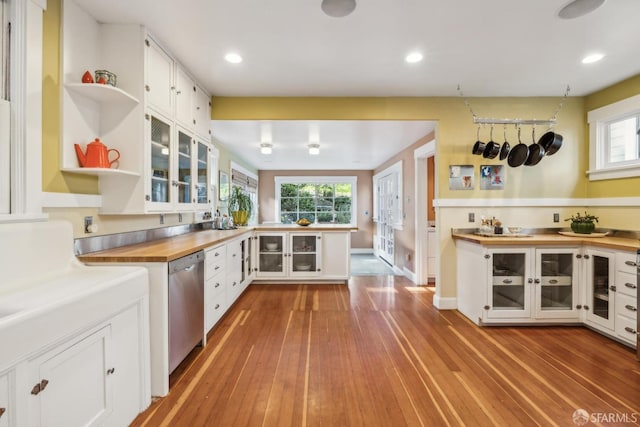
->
275, 176, 357, 225
588, 94, 640, 181
230, 162, 258, 225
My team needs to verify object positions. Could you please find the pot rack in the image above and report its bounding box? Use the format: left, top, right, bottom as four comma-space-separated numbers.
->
457, 85, 571, 127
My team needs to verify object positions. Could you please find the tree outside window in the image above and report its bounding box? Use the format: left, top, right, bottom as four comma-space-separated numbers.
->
279, 181, 354, 224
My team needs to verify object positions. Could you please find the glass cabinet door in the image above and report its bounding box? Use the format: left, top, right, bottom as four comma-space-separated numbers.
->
176, 129, 192, 207
585, 249, 615, 330
257, 234, 285, 277
487, 250, 530, 319
149, 113, 172, 206
290, 234, 320, 275
195, 139, 210, 206
534, 249, 579, 319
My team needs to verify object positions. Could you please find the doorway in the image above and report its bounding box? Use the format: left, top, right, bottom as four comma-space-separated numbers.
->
414, 139, 436, 285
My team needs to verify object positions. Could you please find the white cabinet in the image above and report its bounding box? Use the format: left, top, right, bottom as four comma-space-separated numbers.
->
193, 85, 212, 139
27, 326, 113, 427
614, 251, 638, 346
61, 0, 212, 214
426, 228, 436, 280
456, 242, 581, 324
254, 231, 350, 282
145, 37, 174, 118
204, 244, 228, 332
0, 372, 10, 427
226, 238, 244, 303
583, 248, 615, 331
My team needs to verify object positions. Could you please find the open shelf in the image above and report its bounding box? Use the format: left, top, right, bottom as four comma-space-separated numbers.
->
65, 83, 140, 105
62, 167, 140, 177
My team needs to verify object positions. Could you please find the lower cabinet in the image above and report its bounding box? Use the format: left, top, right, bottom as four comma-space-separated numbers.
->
614, 250, 638, 346
583, 247, 615, 331
2, 302, 148, 427
457, 241, 581, 324
254, 231, 350, 282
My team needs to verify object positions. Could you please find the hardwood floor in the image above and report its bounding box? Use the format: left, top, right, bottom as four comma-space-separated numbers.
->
132, 276, 640, 427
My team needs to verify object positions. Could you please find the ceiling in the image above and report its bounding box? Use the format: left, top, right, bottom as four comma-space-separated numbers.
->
76, 0, 640, 170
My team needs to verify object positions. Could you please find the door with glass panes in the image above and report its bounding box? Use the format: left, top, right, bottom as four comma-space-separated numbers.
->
534, 248, 580, 319
148, 112, 173, 211
584, 248, 615, 330
485, 248, 531, 319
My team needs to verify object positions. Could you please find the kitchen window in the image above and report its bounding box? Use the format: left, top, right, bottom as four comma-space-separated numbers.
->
588, 94, 640, 181
231, 162, 258, 225
275, 176, 356, 225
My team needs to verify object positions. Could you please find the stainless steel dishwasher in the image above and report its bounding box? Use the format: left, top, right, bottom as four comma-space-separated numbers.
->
168, 250, 205, 373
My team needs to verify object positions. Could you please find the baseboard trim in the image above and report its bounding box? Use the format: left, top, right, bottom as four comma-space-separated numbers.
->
351, 248, 374, 254
402, 267, 416, 283
433, 296, 457, 310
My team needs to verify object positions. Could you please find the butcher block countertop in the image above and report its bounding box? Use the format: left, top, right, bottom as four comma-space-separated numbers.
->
452, 232, 640, 252
77, 224, 357, 264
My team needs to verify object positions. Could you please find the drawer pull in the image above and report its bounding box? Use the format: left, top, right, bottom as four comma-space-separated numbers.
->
548, 279, 558, 285
502, 279, 512, 284
215, 266, 220, 270
624, 283, 637, 289
624, 304, 637, 312
624, 260, 637, 267
215, 282, 220, 288
214, 304, 220, 310
624, 326, 637, 334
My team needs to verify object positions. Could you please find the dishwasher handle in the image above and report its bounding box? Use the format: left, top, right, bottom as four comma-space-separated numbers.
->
169, 250, 205, 274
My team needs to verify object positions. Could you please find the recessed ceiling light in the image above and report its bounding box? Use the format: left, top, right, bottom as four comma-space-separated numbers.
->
558, 0, 605, 19
405, 52, 423, 63
224, 53, 243, 64
582, 53, 604, 64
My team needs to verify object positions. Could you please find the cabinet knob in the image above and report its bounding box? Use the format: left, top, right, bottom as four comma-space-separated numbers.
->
609, 285, 616, 292
483, 305, 490, 310
583, 305, 589, 310
106, 367, 115, 375
576, 254, 582, 259
625, 304, 637, 312
145, 85, 150, 92
145, 195, 151, 201
527, 278, 533, 284
176, 90, 182, 95
215, 282, 220, 288
215, 304, 220, 310
30, 379, 49, 395
484, 254, 490, 259
583, 254, 590, 259
576, 304, 582, 309
145, 39, 150, 47
534, 278, 541, 284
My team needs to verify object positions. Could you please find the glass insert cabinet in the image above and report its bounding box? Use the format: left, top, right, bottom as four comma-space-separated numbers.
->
485, 247, 580, 320
584, 248, 615, 330
256, 233, 321, 277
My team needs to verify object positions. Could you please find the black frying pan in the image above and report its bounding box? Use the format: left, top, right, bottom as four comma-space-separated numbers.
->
472, 126, 485, 155
538, 131, 563, 155
499, 125, 510, 160
525, 127, 546, 166
483, 125, 500, 158
507, 126, 529, 167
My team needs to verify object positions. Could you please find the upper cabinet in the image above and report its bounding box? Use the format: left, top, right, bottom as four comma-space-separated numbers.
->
61, 0, 212, 214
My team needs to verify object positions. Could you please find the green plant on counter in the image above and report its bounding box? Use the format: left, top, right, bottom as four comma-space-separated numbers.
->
565, 211, 598, 234
228, 185, 253, 226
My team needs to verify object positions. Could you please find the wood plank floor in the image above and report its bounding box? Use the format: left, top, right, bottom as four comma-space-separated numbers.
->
132, 276, 640, 427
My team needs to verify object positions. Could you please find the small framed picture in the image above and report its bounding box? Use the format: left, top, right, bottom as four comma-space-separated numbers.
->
480, 165, 505, 190
449, 165, 474, 190
219, 170, 229, 201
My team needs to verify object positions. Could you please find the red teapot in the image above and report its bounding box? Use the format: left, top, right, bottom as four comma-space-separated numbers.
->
74, 138, 120, 168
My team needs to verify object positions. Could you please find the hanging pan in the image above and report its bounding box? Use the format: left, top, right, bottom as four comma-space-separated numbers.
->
472, 125, 485, 155
524, 126, 546, 166
483, 125, 500, 159
538, 130, 563, 155
507, 125, 529, 167
499, 125, 510, 160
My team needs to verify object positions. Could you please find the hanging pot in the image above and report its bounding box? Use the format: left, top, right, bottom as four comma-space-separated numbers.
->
507, 125, 529, 167
538, 131, 563, 155
499, 125, 510, 160
483, 125, 500, 158
525, 127, 546, 166
472, 126, 485, 155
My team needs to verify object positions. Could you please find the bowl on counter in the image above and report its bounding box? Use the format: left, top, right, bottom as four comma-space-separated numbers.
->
508, 227, 523, 234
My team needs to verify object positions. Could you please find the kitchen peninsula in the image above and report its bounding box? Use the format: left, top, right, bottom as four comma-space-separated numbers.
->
452, 229, 639, 350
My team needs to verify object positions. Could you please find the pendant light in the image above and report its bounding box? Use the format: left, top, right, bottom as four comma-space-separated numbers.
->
308, 143, 320, 155
260, 142, 273, 155
321, 0, 356, 18
558, 0, 605, 19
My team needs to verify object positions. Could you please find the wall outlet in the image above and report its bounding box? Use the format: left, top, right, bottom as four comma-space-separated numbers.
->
159, 214, 165, 225
84, 216, 93, 233
553, 213, 560, 223
468, 212, 475, 223
178, 213, 183, 223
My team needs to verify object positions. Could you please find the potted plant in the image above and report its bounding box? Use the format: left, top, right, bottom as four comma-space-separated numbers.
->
228, 185, 253, 226
565, 211, 598, 234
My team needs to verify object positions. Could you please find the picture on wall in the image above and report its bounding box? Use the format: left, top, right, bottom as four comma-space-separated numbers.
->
480, 165, 505, 190
449, 165, 474, 190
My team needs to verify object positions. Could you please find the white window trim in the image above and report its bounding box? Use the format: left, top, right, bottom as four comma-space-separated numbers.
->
274, 175, 357, 226
373, 160, 403, 230
587, 93, 640, 181
230, 161, 258, 224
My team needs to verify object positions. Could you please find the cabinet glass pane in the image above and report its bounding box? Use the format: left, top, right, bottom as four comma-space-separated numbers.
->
292, 235, 317, 272
196, 141, 208, 204
592, 255, 610, 320
150, 116, 170, 203
259, 236, 283, 273
177, 131, 191, 204
540, 253, 573, 310
492, 253, 525, 310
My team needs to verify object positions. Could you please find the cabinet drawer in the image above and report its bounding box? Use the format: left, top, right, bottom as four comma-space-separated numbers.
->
205, 245, 226, 279
615, 270, 637, 298
615, 314, 638, 345
205, 274, 225, 298
616, 292, 637, 320
615, 252, 638, 275
206, 291, 228, 331
492, 276, 524, 286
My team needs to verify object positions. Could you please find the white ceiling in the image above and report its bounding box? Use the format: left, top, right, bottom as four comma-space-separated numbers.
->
76, 0, 640, 169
